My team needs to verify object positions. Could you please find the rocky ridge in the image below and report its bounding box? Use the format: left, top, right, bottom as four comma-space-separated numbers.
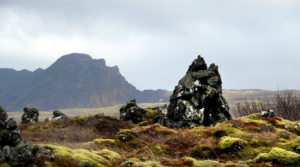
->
0, 53, 171, 112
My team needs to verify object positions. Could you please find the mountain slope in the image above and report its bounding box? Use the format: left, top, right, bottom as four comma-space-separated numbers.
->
0, 53, 171, 111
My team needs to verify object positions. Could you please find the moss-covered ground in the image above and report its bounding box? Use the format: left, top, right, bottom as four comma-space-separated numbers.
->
4, 110, 300, 167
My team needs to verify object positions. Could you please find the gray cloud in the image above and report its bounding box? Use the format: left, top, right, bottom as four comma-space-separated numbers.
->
1, 0, 300, 90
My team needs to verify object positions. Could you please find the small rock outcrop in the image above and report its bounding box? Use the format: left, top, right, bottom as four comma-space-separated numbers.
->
45, 110, 67, 122
260, 109, 274, 118
21, 107, 39, 124
0, 107, 32, 165
120, 100, 147, 124
0, 107, 8, 122
167, 55, 232, 127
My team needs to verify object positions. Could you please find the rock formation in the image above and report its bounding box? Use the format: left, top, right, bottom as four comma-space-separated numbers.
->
21, 107, 39, 124
120, 100, 147, 124
167, 55, 232, 127
261, 109, 274, 118
45, 110, 67, 122
0, 107, 32, 165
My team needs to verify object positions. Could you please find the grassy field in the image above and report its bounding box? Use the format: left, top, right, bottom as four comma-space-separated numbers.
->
223, 89, 300, 109
8, 89, 300, 123
7, 102, 168, 123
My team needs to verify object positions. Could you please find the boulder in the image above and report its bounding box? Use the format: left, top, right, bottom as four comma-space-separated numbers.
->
0, 107, 8, 122
294, 122, 300, 135
45, 117, 52, 122
0, 108, 33, 165
52, 110, 67, 120
122, 106, 147, 124
0, 106, 54, 165
32, 145, 43, 158
21, 107, 39, 124
120, 100, 147, 124
261, 109, 274, 118
167, 55, 232, 127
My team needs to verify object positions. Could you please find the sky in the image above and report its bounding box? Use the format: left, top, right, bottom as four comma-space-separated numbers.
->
0, 0, 300, 91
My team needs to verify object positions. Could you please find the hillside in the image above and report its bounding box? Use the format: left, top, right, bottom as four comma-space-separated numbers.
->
6, 109, 300, 167
0, 53, 171, 112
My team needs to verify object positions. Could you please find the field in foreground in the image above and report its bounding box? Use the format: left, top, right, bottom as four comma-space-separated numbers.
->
3, 109, 300, 167
7, 102, 168, 123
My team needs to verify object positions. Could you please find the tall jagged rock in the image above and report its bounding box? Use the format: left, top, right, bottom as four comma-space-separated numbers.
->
167, 55, 231, 127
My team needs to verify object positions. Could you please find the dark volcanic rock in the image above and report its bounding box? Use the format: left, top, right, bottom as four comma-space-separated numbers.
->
53, 110, 67, 120
167, 55, 232, 127
0, 107, 8, 122
120, 100, 147, 124
0, 106, 33, 165
261, 109, 274, 118
21, 107, 39, 124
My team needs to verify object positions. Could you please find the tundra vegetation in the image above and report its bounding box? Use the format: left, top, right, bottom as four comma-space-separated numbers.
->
2, 56, 300, 166
1, 104, 300, 167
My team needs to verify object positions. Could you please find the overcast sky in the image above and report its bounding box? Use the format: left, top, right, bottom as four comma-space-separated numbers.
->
0, 0, 300, 91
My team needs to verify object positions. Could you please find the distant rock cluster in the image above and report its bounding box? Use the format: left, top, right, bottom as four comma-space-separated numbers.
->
0, 106, 32, 165
119, 99, 168, 126
167, 55, 232, 127
21, 107, 39, 124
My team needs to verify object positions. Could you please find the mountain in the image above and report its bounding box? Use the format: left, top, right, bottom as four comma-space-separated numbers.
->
0, 53, 171, 112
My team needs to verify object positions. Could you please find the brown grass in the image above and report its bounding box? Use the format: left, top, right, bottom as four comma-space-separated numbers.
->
232, 89, 300, 121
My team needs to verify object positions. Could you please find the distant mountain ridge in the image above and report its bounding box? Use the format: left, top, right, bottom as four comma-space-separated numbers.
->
0, 53, 171, 112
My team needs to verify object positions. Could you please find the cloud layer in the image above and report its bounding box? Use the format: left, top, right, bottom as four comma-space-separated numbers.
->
1, 0, 300, 90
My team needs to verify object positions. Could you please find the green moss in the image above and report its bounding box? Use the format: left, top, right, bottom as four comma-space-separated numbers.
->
153, 124, 178, 135
121, 161, 164, 167
148, 144, 163, 156
237, 145, 259, 158
43, 119, 64, 129
75, 115, 89, 121
26, 126, 42, 132
138, 121, 149, 126
83, 139, 115, 148
184, 157, 249, 167
118, 129, 133, 135
162, 149, 171, 155
128, 138, 142, 149
97, 149, 121, 160
216, 123, 245, 137
26, 136, 43, 142
237, 113, 261, 119
218, 136, 247, 150
275, 117, 297, 129
249, 139, 271, 147
0, 162, 11, 167
213, 130, 227, 138
183, 157, 220, 167
39, 144, 120, 167
189, 145, 216, 159
0, 129, 10, 135
145, 109, 155, 118
97, 118, 104, 123
252, 147, 300, 166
